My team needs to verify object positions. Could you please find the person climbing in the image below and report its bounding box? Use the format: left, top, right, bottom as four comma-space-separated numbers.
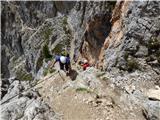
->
51, 52, 71, 74
82, 59, 90, 71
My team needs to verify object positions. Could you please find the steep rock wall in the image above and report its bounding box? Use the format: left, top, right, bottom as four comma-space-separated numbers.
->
78, 1, 115, 65
1, 1, 115, 79
1, 1, 75, 79
100, 1, 160, 73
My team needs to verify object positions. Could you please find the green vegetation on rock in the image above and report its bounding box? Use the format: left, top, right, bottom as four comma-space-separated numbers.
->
146, 37, 160, 64
43, 27, 53, 42
124, 52, 129, 61
43, 67, 56, 76
43, 68, 48, 76
148, 38, 160, 53
52, 43, 64, 55
43, 44, 52, 59
51, 16, 72, 55
21, 73, 33, 81
76, 87, 91, 93
16, 69, 33, 81
102, 76, 109, 81
127, 57, 139, 72
62, 16, 68, 25
123, 52, 140, 72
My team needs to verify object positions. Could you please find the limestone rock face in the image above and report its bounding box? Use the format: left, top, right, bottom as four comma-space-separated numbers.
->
1, 1, 115, 79
80, 11, 112, 64
1, 1, 75, 79
101, 1, 160, 72
1, 78, 10, 99
0, 79, 58, 120
1, 1, 160, 119
78, 2, 115, 65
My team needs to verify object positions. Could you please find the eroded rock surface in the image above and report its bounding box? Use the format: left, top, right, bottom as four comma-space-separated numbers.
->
1, 79, 58, 120
102, 1, 160, 72
1, 1, 160, 120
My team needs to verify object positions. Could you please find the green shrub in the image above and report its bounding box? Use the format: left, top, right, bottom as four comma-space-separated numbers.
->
123, 51, 140, 72
102, 76, 109, 81
43, 68, 48, 76
148, 38, 160, 54
49, 68, 56, 74
108, 1, 116, 6
43, 67, 56, 77
76, 87, 91, 93
52, 43, 64, 55
43, 27, 53, 42
36, 54, 44, 72
127, 58, 139, 72
43, 44, 52, 59
147, 38, 160, 64
124, 51, 129, 60
155, 49, 160, 58
62, 16, 68, 25
16, 69, 33, 81
21, 73, 33, 81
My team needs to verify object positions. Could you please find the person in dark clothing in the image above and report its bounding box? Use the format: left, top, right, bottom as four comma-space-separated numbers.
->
52, 53, 71, 73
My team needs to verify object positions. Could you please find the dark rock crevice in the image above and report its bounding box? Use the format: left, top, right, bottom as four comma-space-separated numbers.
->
80, 1, 87, 27
80, 11, 112, 64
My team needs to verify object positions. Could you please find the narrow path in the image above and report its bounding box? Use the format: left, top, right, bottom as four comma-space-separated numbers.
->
36, 68, 145, 120
36, 71, 96, 120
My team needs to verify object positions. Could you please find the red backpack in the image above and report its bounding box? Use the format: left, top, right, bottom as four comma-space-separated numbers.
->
83, 63, 90, 70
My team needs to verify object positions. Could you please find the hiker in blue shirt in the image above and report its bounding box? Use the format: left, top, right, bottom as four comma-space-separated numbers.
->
52, 53, 71, 74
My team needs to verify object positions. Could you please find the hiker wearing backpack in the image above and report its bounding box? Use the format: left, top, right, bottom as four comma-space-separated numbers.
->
51, 52, 71, 74
82, 59, 90, 70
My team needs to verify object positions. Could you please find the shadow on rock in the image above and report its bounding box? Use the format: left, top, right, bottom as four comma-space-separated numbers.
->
67, 69, 78, 81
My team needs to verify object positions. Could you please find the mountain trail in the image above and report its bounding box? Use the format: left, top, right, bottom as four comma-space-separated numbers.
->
36, 67, 145, 120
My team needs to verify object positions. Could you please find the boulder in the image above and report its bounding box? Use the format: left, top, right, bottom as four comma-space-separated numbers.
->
146, 87, 160, 101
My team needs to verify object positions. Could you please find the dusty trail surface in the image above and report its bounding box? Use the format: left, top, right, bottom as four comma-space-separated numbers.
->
36, 67, 147, 120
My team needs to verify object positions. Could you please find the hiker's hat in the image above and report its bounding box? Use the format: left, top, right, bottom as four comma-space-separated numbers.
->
84, 59, 88, 64
60, 56, 66, 64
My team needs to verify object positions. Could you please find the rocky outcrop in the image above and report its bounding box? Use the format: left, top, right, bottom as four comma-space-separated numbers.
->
1, 79, 58, 120
80, 11, 112, 64
78, 2, 115, 65
1, 1, 75, 79
1, 1, 116, 79
36, 67, 160, 120
2, 1, 159, 78
1, 1, 160, 119
100, 1, 160, 72
1, 79, 10, 99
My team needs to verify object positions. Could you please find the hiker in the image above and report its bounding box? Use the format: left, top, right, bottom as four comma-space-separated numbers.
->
51, 53, 71, 74
82, 59, 90, 70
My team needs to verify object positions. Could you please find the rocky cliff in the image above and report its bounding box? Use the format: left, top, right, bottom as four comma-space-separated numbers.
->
1, 1, 76, 79
1, 1, 116, 119
1, 78, 58, 120
1, 1, 116, 79
1, 1, 160, 78
101, 1, 160, 73
1, 1, 160, 120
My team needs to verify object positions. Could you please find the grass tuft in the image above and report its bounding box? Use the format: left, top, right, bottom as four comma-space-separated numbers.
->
76, 87, 91, 93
